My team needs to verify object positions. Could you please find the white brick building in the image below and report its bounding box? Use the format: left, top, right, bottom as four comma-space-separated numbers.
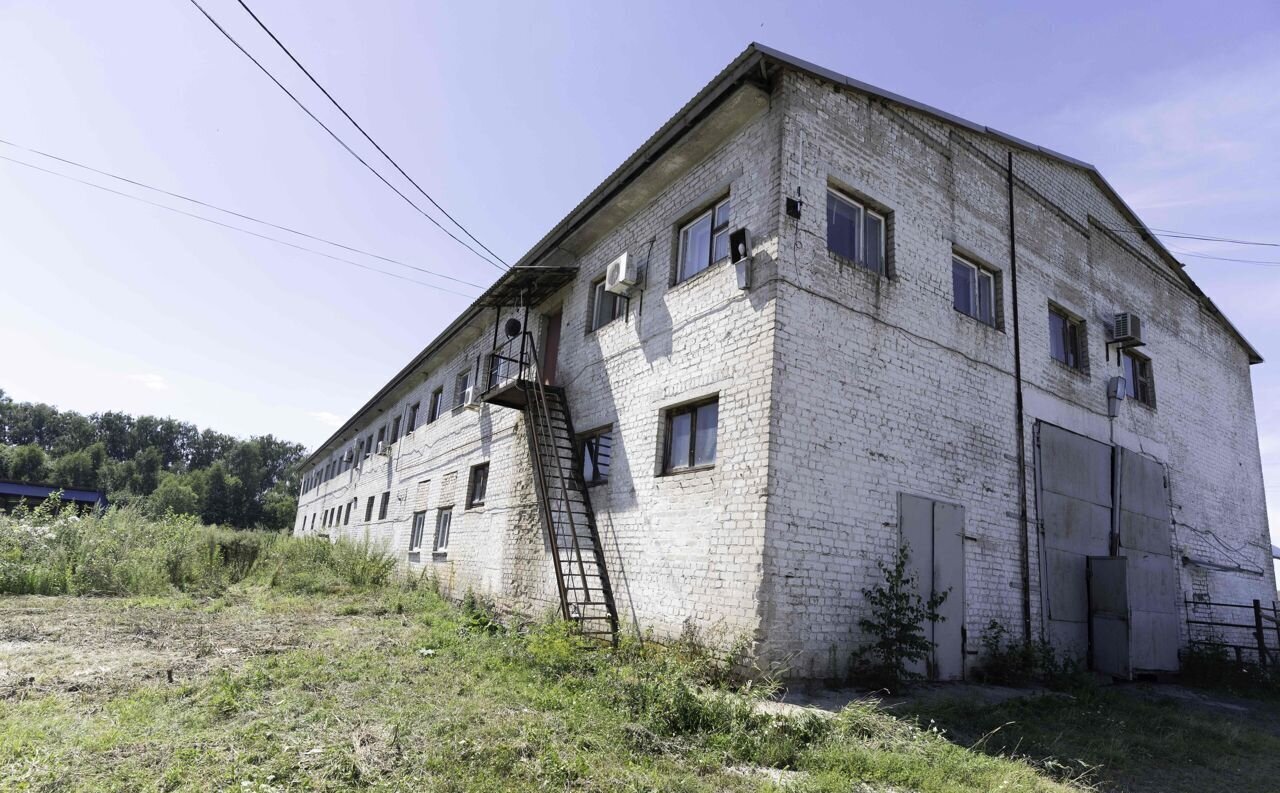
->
294, 45, 1272, 680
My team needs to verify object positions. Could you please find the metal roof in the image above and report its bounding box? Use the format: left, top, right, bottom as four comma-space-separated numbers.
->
302, 43, 1262, 467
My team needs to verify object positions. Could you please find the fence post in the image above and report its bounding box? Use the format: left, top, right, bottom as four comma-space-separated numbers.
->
1254, 599, 1269, 669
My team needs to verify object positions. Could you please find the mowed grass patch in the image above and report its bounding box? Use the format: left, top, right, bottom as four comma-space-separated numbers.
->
1, 589, 1084, 793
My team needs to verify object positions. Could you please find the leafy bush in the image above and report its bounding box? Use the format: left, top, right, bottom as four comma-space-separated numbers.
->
1181, 642, 1280, 698
851, 543, 948, 689
977, 620, 1093, 691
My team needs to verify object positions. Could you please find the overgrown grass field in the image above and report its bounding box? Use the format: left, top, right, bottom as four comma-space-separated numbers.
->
1, 506, 1276, 791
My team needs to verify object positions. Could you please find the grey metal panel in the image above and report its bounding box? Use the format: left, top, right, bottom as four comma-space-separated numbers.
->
1038, 425, 1113, 508
1119, 511, 1173, 556
1048, 620, 1088, 663
1041, 491, 1112, 553
1120, 450, 1168, 520
898, 493, 934, 680
1125, 551, 1180, 671
933, 501, 965, 681
1088, 556, 1131, 679
1046, 548, 1089, 622
1131, 610, 1180, 672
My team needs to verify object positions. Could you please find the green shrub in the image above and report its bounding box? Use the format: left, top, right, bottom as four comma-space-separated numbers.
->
976, 620, 1093, 691
851, 543, 948, 689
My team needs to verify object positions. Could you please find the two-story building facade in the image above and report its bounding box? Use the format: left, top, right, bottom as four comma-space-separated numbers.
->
294, 45, 1272, 680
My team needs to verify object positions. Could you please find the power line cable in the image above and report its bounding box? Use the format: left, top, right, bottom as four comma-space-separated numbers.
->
1101, 223, 1280, 248
187, 0, 507, 273
0, 136, 485, 290
1165, 247, 1280, 268
234, 0, 508, 268
0, 154, 479, 298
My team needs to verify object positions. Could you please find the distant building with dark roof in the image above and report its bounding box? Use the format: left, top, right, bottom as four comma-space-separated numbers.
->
0, 480, 108, 514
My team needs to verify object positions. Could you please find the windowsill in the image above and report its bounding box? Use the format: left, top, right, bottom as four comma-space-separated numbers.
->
1129, 398, 1157, 413
1050, 358, 1090, 379
828, 250, 887, 278
669, 256, 730, 293
466, 502, 485, 511
432, 551, 449, 561
588, 316, 626, 335
659, 463, 716, 477
585, 479, 608, 489
952, 307, 1002, 332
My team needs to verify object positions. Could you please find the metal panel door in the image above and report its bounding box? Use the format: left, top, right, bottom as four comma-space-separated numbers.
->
1117, 450, 1179, 673
897, 494, 965, 680
1037, 424, 1114, 661
1088, 556, 1131, 679
932, 501, 966, 681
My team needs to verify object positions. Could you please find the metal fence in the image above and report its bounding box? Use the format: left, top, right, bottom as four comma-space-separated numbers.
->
1184, 598, 1280, 667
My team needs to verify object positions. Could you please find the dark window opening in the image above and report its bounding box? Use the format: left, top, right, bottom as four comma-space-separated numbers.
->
664, 398, 719, 473
580, 427, 614, 486
826, 189, 886, 274
952, 256, 997, 326
676, 197, 731, 283
378, 491, 390, 520
467, 463, 489, 508
1049, 306, 1085, 370
1122, 351, 1155, 407
428, 388, 444, 424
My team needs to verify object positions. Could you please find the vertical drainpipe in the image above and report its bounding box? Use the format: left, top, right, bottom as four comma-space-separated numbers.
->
1008, 150, 1032, 644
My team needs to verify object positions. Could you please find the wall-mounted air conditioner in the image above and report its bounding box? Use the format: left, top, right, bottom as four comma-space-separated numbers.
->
1112, 312, 1143, 345
604, 251, 637, 295
377, 441, 391, 456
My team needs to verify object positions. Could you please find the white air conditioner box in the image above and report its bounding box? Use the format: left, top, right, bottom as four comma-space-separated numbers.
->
604, 252, 637, 295
377, 441, 390, 456
1113, 312, 1143, 345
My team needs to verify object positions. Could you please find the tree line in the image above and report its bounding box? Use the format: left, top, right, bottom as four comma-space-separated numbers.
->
0, 389, 306, 530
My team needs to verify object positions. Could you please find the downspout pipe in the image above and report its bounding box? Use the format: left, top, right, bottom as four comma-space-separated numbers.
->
1008, 151, 1032, 644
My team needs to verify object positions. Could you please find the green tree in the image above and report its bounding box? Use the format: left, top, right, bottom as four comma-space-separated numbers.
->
149, 473, 200, 517
51, 449, 98, 488
6, 444, 51, 482
853, 543, 949, 688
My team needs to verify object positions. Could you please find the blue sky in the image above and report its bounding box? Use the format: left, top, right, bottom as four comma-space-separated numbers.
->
1, 1, 1277, 537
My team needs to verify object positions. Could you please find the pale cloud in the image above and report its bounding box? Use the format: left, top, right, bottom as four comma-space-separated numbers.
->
129, 373, 169, 392
308, 410, 343, 428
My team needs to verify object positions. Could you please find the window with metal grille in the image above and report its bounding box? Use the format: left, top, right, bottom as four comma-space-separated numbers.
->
580, 426, 614, 486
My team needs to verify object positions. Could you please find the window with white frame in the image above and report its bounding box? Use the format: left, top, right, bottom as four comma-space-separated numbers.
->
1122, 350, 1155, 407
466, 463, 489, 508
590, 277, 628, 331
409, 510, 427, 552
664, 397, 719, 473
676, 196, 731, 283
952, 256, 997, 326
454, 369, 472, 408
826, 189, 885, 274
433, 507, 453, 553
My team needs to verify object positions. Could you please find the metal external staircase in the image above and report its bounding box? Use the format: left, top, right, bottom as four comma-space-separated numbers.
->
484, 331, 619, 642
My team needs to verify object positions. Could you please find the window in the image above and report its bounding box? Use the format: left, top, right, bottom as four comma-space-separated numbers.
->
364, 433, 373, 458
1048, 306, 1085, 370
309, 513, 315, 531
676, 197, 731, 283
365, 496, 375, 522
375, 425, 386, 452
590, 277, 628, 331
427, 387, 444, 424
580, 426, 613, 486
826, 189, 885, 274
433, 507, 452, 553
467, 463, 489, 508
454, 369, 472, 408
1122, 351, 1155, 407
378, 491, 390, 520
409, 510, 427, 552
343, 500, 353, 526
664, 398, 719, 473
952, 256, 997, 326
407, 402, 420, 433
390, 415, 402, 443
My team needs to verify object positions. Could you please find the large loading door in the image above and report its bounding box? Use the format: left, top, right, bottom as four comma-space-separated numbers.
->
899, 493, 965, 680
1036, 423, 1179, 674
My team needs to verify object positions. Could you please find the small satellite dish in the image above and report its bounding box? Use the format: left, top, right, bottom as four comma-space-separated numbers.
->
504, 318, 522, 338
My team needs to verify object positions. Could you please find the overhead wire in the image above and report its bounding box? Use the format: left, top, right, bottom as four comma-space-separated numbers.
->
0, 137, 486, 289
186, 0, 507, 273
0, 154, 480, 298
233, 0, 508, 269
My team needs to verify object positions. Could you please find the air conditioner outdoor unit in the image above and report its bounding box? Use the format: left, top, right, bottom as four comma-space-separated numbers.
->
377, 441, 391, 456
1113, 312, 1143, 345
343, 450, 354, 463
604, 251, 637, 295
